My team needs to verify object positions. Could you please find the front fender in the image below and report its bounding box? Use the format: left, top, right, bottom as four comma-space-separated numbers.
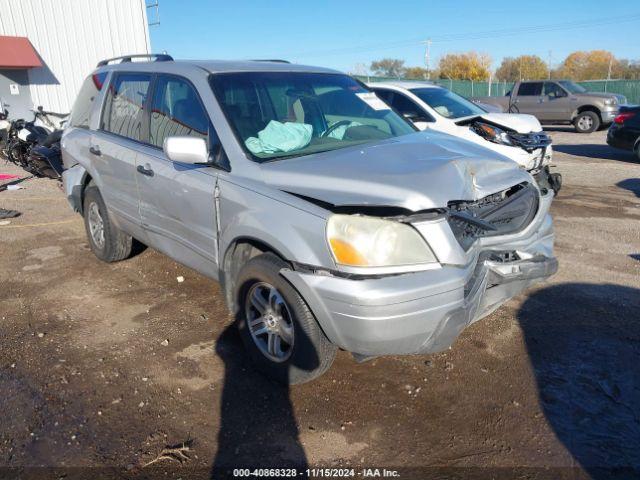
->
218, 179, 335, 270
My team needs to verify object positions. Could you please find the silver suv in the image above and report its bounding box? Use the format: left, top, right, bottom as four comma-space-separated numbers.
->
61, 54, 557, 384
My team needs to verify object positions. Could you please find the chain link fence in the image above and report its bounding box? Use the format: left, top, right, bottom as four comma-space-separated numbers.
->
355, 75, 640, 104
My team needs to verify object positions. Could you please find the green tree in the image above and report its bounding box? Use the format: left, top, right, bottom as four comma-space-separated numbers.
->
438, 52, 491, 81
496, 55, 548, 81
370, 58, 406, 78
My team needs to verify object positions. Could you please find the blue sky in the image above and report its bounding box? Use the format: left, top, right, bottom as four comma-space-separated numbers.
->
149, 0, 640, 73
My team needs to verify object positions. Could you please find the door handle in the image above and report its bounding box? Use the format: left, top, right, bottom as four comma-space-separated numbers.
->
89, 145, 101, 156
137, 164, 154, 177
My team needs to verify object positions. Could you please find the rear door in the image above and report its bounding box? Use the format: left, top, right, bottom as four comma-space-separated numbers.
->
91, 72, 151, 237
513, 82, 544, 117
134, 74, 221, 277
63, 72, 108, 170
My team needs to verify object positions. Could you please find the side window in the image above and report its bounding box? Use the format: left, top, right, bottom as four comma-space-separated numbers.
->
544, 82, 566, 98
101, 73, 151, 141
149, 76, 210, 148
374, 89, 394, 104
517, 82, 543, 96
69, 72, 108, 129
390, 93, 434, 122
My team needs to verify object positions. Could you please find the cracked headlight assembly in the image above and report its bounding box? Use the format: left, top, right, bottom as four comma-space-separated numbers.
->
472, 122, 513, 146
327, 214, 437, 268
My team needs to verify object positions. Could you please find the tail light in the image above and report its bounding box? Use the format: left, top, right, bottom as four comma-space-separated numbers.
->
614, 112, 636, 124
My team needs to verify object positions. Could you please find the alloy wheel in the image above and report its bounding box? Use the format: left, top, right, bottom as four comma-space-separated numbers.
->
87, 202, 105, 249
245, 282, 295, 362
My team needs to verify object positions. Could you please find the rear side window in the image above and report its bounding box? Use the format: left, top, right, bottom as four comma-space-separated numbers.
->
68, 72, 108, 128
517, 82, 543, 96
149, 75, 209, 148
101, 73, 151, 141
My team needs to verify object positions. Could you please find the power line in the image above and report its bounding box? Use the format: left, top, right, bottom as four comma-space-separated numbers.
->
279, 14, 640, 60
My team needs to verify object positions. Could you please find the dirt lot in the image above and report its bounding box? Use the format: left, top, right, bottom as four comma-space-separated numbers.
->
1, 128, 639, 479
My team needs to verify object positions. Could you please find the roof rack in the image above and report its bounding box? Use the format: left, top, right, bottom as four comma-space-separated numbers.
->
250, 59, 290, 64
97, 53, 173, 67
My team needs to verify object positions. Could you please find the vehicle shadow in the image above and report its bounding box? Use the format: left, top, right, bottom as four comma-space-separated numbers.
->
210, 323, 316, 479
517, 283, 640, 479
616, 178, 640, 198
542, 126, 579, 133
553, 144, 637, 163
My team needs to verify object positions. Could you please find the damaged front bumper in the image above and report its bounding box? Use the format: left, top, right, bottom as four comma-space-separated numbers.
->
533, 166, 562, 195
282, 193, 557, 357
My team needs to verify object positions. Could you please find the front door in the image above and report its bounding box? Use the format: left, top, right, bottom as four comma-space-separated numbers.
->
135, 74, 220, 278
541, 82, 571, 121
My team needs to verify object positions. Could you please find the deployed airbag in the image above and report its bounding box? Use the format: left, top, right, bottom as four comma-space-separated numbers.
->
245, 120, 312, 155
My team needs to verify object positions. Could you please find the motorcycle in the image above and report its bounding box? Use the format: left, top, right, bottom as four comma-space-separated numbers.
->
3, 106, 68, 178
27, 129, 64, 179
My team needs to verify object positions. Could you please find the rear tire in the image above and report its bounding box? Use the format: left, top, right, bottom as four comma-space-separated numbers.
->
83, 184, 132, 262
573, 111, 600, 133
235, 253, 337, 384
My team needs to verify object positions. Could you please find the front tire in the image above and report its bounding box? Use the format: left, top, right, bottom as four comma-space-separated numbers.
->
573, 111, 600, 133
83, 184, 132, 262
235, 253, 337, 384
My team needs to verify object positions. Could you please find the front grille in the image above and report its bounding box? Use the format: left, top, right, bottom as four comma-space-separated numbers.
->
447, 182, 539, 250
507, 132, 552, 152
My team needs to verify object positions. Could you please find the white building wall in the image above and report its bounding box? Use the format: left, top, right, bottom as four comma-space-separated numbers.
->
0, 0, 150, 113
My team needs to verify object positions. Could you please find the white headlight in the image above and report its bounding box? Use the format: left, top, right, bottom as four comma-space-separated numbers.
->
327, 214, 437, 267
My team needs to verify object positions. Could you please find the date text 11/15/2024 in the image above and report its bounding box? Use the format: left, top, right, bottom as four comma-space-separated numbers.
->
232, 468, 401, 477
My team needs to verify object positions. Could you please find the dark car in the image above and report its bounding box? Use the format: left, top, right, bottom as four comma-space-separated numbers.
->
607, 105, 640, 159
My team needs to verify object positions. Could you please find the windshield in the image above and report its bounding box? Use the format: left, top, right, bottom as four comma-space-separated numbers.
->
410, 87, 486, 119
209, 72, 415, 161
558, 81, 586, 94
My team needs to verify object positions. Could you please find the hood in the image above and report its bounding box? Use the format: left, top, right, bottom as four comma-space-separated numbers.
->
260, 131, 532, 212
478, 113, 542, 133
575, 91, 623, 101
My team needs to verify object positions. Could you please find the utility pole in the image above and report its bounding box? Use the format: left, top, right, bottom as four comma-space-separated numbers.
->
422, 39, 432, 80
547, 50, 552, 79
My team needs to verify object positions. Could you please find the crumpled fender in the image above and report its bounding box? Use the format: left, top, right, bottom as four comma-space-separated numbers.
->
61, 163, 88, 212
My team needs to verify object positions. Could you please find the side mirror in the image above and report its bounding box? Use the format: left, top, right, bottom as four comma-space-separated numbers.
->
163, 136, 209, 164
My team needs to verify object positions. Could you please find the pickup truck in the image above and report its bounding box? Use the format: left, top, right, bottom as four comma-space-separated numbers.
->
473, 80, 626, 133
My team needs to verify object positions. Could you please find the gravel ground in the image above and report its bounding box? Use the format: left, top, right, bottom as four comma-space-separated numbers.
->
0, 128, 638, 480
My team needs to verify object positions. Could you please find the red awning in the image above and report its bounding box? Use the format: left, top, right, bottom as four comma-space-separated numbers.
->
0, 36, 42, 69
